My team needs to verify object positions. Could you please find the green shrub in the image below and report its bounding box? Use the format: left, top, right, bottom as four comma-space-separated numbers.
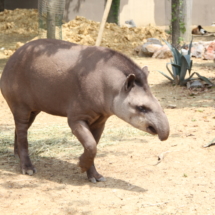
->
157, 40, 215, 86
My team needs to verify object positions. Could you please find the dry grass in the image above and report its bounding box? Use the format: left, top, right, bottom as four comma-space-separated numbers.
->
0, 122, 150, 160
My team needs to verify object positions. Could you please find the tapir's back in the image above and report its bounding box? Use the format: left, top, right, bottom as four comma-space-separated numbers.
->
1, 39, 121, 116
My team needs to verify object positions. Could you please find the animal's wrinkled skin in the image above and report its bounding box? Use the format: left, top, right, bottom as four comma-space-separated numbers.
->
0, 39, 169, 183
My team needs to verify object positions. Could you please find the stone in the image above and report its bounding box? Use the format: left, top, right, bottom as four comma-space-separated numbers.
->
152, 45, 173, 59
145, 44, 162, 53
191, 42, 205, 58
140, 38, 163, 57
146, 38, 162, 45
141, 43, 162, 56
202, 41, 215, 60
181, 48, 188, 55
190, 80, 203, 88
125, 19, 136, 28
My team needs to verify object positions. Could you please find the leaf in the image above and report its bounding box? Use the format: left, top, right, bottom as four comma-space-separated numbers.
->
184, 72, 196, 82
182, 55, 192, 69
170, 59, 178, 77
164, 40, 182, 65
203, 138, 215, 148
188, 60, 193, 76
173, 48, 182, 65
166, 63, 175, 79
171, 63, 181, 75
188, 39, 193, 56
195, 72, 215, 86
155, 70, 174, 81
179, 56, 189, 85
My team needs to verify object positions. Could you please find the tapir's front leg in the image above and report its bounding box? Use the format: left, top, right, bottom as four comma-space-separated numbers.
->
86, 122, 106, 183
69, 120, 97, 173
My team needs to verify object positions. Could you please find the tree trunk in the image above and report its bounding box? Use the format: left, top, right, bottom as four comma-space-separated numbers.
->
46, 1, 56, 39
0, 0, 4, 12
181, 0, 193, 43
47, 11, 56, 39
105, 0, 120, 24
171, 0, 181, 48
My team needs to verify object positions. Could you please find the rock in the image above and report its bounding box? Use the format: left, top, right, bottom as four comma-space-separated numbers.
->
187, 80, 203, 89
181, 48, 188, 55
140, 38, 163, 56
143, 44, 162, 55
203, 52, 215, 60
191, 42, 205, 58
133, 45, 144, 57
146, 38, 162, 45
202, 41, 215, 60
167, 104, 177, 109
152, 45, 173, 59
125, 19, 136, 28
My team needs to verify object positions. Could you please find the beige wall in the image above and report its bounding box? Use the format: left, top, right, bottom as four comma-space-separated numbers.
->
9, 0, 212, 27
5, 0, 215, 26
119, 0, 215, 27
192, 0, 215, 25
119, 0, 170, 27
64, 0, 104, 22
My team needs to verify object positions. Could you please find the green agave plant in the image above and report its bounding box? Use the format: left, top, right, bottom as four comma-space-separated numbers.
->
157, 40, 215, 86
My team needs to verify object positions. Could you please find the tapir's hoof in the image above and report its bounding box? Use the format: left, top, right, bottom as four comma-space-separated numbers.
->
22, 168, 37, 176
97, 176, 106, 182
89, 177, 97, 183
88, 176, 106, 183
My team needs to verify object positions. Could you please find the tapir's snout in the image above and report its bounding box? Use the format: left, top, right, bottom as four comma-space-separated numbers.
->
146, 111, 170, 141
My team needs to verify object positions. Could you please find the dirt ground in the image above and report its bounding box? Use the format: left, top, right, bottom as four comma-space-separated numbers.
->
0, 47, 215, 214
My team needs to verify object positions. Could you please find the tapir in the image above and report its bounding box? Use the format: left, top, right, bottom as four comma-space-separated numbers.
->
0, 39, 169, 183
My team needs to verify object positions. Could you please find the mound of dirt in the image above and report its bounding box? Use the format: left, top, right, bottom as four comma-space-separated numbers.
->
1, 9, 168, 56
0, 9, 38, 35
63, 16, 168, 53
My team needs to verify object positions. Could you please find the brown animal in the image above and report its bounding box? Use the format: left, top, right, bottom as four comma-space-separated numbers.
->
0, 39, 170, 183
192, 25, 208, 35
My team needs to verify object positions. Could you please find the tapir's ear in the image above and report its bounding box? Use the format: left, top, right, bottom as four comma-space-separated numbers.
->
124, 74, 135, 92
142, 66, 150, 77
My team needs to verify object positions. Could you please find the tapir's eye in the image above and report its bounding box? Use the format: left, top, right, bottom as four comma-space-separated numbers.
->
136, 106, 149, 113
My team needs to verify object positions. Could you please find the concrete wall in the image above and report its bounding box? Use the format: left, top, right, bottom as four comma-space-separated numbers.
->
119, 0, 171, 27
64, 0, 104, 22
4, 0, 215, 27
192, 0, 215, 25
119, 0, 215, 27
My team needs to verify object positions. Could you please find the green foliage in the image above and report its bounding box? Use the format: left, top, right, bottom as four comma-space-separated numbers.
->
157, 40, 215, 86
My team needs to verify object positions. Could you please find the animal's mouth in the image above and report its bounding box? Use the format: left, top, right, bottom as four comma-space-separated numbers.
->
147, 125, 157, 135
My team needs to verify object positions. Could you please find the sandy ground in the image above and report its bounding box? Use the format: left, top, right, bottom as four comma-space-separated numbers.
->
0, 47, 215, 215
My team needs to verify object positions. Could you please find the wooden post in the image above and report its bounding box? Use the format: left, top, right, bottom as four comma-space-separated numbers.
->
95, 0, 113, 46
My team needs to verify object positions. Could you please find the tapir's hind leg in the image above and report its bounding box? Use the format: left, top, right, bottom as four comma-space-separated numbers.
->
14, 111, 40, 157
13, 110, 40, 175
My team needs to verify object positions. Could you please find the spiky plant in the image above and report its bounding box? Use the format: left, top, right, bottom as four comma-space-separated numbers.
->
157, 40, 214, 86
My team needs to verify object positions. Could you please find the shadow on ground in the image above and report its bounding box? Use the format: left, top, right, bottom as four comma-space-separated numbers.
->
0, 154, 147, 193
151, 80, 215, 109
